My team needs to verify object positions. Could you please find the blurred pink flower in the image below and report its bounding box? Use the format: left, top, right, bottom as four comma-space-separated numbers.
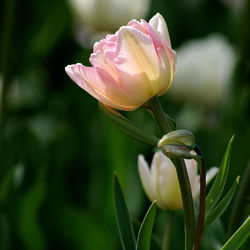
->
65, 13, 176, 111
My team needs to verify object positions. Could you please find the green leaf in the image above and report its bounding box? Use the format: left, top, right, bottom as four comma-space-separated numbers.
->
100, 103, 159, 146
201, 219, 226, 250
113, 173, 136, 250
163, 113, 176, 131
206, 136, 234, 213
136, 201, 157, 250
221, 216, 250, 250
205, 177, 240, 229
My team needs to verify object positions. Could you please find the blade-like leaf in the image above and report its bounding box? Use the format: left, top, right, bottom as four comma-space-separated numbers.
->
221, 216, 250, 250
113, 173, 136, 250
100, 103, 159, 146
206, 136, 234, 213
163, 113, 176, 131
205, 177, 240, 229
136, 201, 157, 250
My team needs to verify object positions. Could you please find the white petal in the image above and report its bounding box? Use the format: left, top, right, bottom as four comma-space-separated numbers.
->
150, 152, 169, 208
192, 167, 219, 199
185, 158, 199, 194
206, 167, 219, 184
138, 155, 155, 202
115, 26, 164, 103
159, 156, 183, 210
149, 13, 172, 48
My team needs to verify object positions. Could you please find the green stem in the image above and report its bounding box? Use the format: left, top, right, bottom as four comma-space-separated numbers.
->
194, 145, 206, 250
147, 97, 172, 133
162, 211, 174, 250
148, 97, 195, 250
228, 160, 250, 235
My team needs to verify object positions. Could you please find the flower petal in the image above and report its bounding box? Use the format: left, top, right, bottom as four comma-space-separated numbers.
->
151, 152, 170, 209
65, 63, 139, 110
138, 155, 155, 202
141, 19, 176, 95
159, 154, 182, 210
205, 167, 219, 184
90, 51, 118, 80
192, 167, 219, 199
115, 26, 164, 103
185, 159, 199, 199
149, 13, 172, 48
127, 19, 146, 34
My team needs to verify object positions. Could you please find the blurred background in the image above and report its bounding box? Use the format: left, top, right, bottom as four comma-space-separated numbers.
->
0, 0, 249, 249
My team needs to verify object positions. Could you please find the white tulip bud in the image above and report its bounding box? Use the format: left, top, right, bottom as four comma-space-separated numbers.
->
138, 151, 218, 210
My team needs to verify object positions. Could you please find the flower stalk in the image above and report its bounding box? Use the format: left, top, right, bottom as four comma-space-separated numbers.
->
193, 145, 206, 250
162, 211, 174, 250
148, 96, 195, 250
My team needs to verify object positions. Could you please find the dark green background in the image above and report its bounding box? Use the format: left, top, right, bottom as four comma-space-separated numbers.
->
0, 0, 249, 249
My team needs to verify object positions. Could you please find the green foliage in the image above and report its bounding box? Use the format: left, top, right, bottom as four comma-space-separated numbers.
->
201, 219, 226, 250
136, 201, 157, 250
113, 174, 136, 250
100, 103, 159, 146
205, 136, 234, 213
205, 177, 240, 229
113, 174, 157, 250
0, 0, 249, 249
221, 216, 250, 250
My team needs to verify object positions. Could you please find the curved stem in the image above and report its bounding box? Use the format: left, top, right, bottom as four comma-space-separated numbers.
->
162, 211, 174, 250
148, 96, 195, 250
194, 145, 206, 250
147, 97, 172, 133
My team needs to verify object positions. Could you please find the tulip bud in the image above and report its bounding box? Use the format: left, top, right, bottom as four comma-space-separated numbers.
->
158, 130, 195, 159
138, 152, 218, 210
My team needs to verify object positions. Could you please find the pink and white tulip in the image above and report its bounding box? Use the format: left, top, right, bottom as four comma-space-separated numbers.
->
65, 13, 176, 111
138, 152, 218, 210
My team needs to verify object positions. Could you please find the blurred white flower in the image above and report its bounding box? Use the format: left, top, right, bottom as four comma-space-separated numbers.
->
138, 151, 218, 210
170, 34, 236, 108
68, 0, 151, 47
220, 0, 246, 12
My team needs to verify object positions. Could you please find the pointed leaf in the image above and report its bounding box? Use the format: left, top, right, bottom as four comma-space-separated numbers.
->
100, 103, 159, 146
221, 216, 250, 250
136, 201, 157, 250
163, 113, 176, 130
206, 136, 234, 213
113, 173, 136, 250
205, 177, 240, 229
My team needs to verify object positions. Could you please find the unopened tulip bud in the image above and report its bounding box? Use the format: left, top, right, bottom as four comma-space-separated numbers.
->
158, 130, 195, 159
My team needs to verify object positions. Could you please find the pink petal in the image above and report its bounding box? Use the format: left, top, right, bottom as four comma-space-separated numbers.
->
141, 19, 163, 50
149, 13, 172, 48
127, 19, 146, 34
65, 63, 140, 110
157, 41, 176, 95
115, 26, 164, 103
90, 51, 118, 80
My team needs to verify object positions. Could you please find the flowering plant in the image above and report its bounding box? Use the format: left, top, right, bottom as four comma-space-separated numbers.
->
66, 13, 247, 250
65, 13, 176, 111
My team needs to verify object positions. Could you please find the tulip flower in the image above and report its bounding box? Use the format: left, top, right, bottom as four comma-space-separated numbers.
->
65, 13, 176, 111
170, 34, 235, 108
138, 151, 218, 210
